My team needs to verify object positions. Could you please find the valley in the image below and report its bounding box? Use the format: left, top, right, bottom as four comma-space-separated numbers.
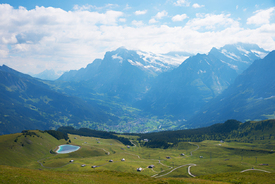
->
1, 43, 274, 135
1, 1, 275, 183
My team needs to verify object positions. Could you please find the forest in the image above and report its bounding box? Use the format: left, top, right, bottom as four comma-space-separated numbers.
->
137, 119, 275, 148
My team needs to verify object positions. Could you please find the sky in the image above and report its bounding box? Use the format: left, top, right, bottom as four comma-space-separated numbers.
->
0, 0, 275, 75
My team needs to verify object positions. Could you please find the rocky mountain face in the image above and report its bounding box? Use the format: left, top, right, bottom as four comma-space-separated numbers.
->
57, 47, 188, 102
185, 50, 275, 128
136, 43, 268, 120
209, 43, 268, 74
58, 47, 185, 81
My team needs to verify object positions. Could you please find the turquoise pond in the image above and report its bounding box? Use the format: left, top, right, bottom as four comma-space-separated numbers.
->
56, 145, 80, 154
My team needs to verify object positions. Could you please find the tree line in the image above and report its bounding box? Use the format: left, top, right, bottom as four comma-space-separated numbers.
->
137, 119, 275, 148
57, 126, 133, 146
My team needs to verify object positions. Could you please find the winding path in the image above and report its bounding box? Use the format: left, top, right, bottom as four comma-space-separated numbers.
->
153, 164, 197, 178
123, 152, 140, 159
130, 140, 136, 147
188, 164, 196, 177
151, 142, 200, 178
240, 169, 271, 173
188, 142, 199, 156
102, 148, 110, 155
158, 160, 172, 168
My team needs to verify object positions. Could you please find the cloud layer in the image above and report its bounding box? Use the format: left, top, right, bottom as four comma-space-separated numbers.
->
0, 3, 275, 74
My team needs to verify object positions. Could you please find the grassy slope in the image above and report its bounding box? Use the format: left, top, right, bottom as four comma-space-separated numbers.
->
1, 131, 275, 183
0, 165, 228, 184
0, 130, 66, 167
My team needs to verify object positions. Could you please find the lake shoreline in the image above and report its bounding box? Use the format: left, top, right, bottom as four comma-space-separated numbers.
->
56, 144, 81, 154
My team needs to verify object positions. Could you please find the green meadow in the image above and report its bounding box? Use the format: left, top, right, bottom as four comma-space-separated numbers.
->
0, 130, 274, 183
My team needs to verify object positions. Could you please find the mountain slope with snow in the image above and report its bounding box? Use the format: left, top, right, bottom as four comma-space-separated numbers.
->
136, 43, 268, 120
185, 50, 275, 128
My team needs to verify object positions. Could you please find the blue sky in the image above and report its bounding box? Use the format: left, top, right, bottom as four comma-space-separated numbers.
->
0, 0, 274, 74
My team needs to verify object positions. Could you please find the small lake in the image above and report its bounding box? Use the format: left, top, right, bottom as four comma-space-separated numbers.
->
56, 145, 80, 154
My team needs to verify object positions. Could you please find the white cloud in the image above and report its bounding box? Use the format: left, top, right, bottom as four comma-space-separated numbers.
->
149, 18, 158, 24
186, 13, 239, 30
148, 10, 167, 24
132, 20, 144, 26
172, 14, 188, 22
135, 10, 147, 15
247, 7, 275, 25
236, 5, 238, 10
73, 4, 118, 11
73, 4, 96, 11
192, 3, 204, 8
0, 4, 275, 74
124, 4, 131, 10
119, 18, 126, 22
174, 0, 190, 7
155, 10, 168, 19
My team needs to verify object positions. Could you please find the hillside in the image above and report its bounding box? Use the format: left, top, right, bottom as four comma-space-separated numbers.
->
0, 122, 275, 183
138, 119, 275, 147
0, 130, 66, 167
0, 65, 118, 135
185, 50, 275, 128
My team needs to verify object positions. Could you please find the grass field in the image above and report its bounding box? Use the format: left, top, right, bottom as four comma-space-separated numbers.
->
0, 131, 275, 183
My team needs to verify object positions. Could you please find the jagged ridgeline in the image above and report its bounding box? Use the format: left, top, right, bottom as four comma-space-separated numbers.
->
138, 119, 275, 148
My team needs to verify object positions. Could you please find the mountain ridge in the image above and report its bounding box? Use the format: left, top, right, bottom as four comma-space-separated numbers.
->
0, 65, 118, 135
136, 43, 267, 120
185, 50, 275, 128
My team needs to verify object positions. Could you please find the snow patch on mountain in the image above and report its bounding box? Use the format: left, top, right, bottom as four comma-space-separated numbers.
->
137, 51, 188, 66
112, 54, 123, 63
221, 49, 241, 61
127, 59, 144, 67
220, 60, 238, 70
237, 46, 250, 55
144, 65, 161, 71
251, 50, 268, 59
197, 70, 206, 74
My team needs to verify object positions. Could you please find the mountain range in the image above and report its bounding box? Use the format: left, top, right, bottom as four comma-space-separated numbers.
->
136, 43, 268, 120
0, 42, 273, 134
185, 50, 275, 128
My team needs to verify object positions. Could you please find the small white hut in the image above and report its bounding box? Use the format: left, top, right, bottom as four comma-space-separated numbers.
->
137, 167, 142, 172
